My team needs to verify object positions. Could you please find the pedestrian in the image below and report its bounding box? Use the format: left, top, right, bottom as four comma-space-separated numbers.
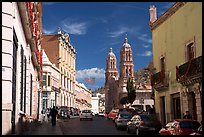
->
183, 110, 192, 119
49, 106, 58, 126
46, 108, 50, 120
41, 109, 46, 122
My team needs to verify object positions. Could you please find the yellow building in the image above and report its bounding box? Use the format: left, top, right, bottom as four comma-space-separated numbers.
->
149, 2, 202, 125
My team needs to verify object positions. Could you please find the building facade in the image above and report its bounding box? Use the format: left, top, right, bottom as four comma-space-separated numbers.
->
42, 49, 60, 110
149, 2, 202, 125
2, 2, 43, 135
91, 96, 99, 115
41, 29, 76, 108
75, 81, 92, 110
132, 84, 154, 112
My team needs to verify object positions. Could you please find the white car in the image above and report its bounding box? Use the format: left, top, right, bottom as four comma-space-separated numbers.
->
80, 109, 93, 121
114, 111, 132, 129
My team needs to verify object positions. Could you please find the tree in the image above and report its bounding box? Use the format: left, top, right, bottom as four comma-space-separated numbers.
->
119, 78, 136, 106
120, 96, 128, 105
126, 78, 136, 105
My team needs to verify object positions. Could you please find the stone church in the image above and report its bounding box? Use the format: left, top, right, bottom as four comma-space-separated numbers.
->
105, 36, 135, 113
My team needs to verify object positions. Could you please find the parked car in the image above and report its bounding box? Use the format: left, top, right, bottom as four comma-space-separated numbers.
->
114, 110, 132, 130
79, 109, 93, 121
98, 112, 105, 117
57, 106, 70, 119
190, 125, 202, 135
107, 108, 119, 121
159, 121, 175, 135
159, 119, 201, 135
126, 108, 144, 115
126, 114, 162, 135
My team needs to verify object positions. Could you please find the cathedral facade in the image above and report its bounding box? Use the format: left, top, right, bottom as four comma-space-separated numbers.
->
105, 36, 135, 113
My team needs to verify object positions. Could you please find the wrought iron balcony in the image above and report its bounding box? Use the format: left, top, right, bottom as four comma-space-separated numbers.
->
151, 71, 169, 91
176, 56, 202, 86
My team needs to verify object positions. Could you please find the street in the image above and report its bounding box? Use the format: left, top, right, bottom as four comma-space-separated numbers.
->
58, 116, 132, 135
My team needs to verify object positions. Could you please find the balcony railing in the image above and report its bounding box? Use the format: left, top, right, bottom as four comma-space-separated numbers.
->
151, 71, 169, 91
176, 56, 202, 86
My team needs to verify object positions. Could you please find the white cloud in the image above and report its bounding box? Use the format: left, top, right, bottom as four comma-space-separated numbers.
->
137, 51, 152, 56
108, 27, 129, 38
142, 44, 150, 48
76, 68, 105, 80
61, 19, 88, 35
42, 28, 55, 34
95, 17, 108, 24
138, 34, 152, 44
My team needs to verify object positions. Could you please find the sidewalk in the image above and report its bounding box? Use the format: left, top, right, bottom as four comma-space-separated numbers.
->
23, 119, 63, 135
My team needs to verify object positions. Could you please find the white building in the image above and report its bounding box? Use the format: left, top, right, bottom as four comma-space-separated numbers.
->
132, 84, 154, 111
91, 96, 99, 115
42, 50, 60, 109
2, 2, 43, 135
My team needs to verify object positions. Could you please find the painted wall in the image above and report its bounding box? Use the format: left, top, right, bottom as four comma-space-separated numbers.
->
151, 2, 202, 122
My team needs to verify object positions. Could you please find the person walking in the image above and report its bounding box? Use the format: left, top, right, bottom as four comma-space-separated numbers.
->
183, 110, 192, 119
46, 108, 50, 121
49, 106, 58, 126
41, 109, 46, 122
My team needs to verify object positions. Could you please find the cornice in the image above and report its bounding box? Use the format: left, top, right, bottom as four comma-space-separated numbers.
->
149, 2, 187, 31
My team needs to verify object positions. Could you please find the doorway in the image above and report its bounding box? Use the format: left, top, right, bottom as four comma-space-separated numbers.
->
160, 96, 166, 126
188, 92, 197, 120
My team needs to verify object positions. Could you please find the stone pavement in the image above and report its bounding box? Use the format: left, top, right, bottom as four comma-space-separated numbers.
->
22, 119, 63, 135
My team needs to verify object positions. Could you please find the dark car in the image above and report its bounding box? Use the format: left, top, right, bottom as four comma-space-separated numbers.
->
57, 106, 70, 119
127, 114, 162, 135
159, 119, 201, 135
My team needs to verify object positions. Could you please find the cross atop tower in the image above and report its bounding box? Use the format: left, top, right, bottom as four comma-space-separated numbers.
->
125, 34, 128, 43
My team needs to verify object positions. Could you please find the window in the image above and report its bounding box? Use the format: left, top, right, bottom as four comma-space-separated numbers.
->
160, 56, 165, 78
48, 75, 50, 86
186, 42, 194, 61
126, 53, 129, 61
43, 75, 46, 86
160, 56, 165, 72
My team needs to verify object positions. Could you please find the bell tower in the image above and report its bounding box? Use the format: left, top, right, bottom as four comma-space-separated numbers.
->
119, 35, 135, 100
105, 48, 118, 84
105, 48, 119, 112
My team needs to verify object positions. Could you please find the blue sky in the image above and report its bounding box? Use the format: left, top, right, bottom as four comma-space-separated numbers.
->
42, 2, 174, 90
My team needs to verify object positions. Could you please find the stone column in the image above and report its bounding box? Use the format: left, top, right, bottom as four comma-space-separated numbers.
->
194, 84, 202, 122
181, 87, 188, 117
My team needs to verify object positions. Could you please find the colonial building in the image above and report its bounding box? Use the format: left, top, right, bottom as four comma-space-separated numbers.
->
42, 49, 60, 109
75, 81, 92, 110
41, 28, 76, 108
132, 66, 154, 111
91, 95, 99, 115
2, 2, 43, 135
149, 2, 202, 125
105, 36, 136, 112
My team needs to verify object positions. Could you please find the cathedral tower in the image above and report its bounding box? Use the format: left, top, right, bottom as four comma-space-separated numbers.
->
105, 48, 118, 83
105, 48, 119, 112
118, 35, 135, 101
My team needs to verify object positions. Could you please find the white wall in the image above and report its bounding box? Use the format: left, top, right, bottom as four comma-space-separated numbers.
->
91, 97, 99, 114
